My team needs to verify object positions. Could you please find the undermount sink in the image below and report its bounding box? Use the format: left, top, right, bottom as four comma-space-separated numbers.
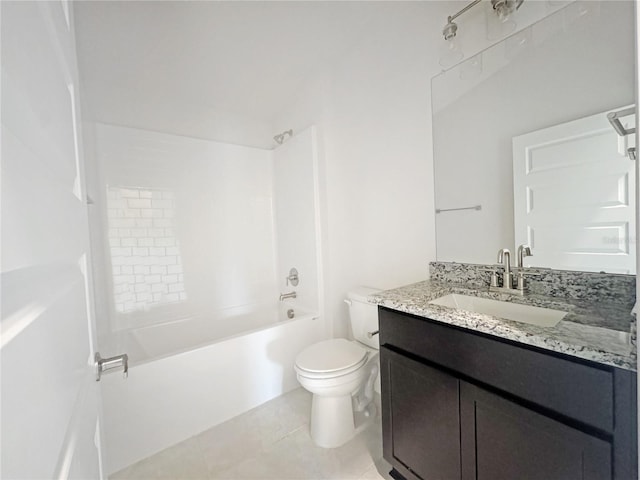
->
429, 294, 568, 327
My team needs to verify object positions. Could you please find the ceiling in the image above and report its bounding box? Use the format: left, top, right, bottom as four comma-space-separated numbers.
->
74, 1, 452, 139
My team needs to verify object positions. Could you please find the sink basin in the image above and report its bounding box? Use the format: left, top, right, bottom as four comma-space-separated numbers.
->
429, 294, 567, 327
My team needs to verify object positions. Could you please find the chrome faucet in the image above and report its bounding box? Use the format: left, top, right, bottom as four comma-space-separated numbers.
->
517, 244, 532, 268
279, 291, 297, 301
516, 244, 533, 292
489, 246, 534, 296
497, 248, 513, 289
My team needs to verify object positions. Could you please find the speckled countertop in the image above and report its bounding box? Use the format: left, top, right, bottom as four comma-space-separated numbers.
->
371, 280, 636, 371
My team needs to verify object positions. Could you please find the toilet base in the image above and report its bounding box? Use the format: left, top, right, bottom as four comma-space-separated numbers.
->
309, 394, 376, 448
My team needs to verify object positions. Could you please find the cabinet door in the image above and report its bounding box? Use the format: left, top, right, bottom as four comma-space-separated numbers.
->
381, 347, 461, 480
460, 381, 611, 480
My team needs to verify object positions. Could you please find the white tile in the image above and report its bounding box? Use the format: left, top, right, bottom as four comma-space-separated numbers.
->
196, 388, 311, 476
358, 460, 393, 479
213, 422, 383, 480
152, 199, 174, 209
108, 388, 386, 480
111, 437, 208, 480
127, 198, 152, 209
135, 219, 153, 228
119, 188, 140, 199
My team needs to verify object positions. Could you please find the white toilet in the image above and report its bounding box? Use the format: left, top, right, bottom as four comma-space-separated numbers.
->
294, 287, 380, 448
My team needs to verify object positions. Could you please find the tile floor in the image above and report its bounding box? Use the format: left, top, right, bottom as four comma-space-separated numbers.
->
111, 388, 392, 479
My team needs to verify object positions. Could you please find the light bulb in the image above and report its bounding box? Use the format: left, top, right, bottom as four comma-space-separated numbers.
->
494, 0, 517, 21
439, 36, 464, 68
486, 0, 517, 40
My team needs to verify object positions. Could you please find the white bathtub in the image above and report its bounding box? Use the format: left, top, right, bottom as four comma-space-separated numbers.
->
100, 303, 324, 474
128, 302, 314, 363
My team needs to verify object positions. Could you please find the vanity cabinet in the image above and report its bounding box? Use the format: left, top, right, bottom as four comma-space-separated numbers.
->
379, 307, 637, 480
384, 349, 461, 480
460, 380, 611, 480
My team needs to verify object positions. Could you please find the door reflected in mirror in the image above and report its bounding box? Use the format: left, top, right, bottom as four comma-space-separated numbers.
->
512, 107, 636, 274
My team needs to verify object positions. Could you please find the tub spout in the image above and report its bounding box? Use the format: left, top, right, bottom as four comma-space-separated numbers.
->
279, 291, 297, 301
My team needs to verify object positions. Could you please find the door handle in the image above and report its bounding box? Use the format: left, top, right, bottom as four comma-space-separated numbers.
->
95, 352, 128, 381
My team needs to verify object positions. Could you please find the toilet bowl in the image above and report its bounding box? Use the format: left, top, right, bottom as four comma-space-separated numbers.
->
294, 287, 380, 448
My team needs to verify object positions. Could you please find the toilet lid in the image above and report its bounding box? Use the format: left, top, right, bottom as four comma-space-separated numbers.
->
295, 339, 367, 374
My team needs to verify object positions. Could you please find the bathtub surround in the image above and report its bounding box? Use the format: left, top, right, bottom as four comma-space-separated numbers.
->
91, 124, 279, 336
273, 127, 323, 318
90, 125, 326, 474
90, 123, 322, 337
106, 186, 186, 314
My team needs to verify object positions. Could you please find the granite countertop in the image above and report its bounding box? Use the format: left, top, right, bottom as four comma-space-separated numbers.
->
371, 280, 636, 371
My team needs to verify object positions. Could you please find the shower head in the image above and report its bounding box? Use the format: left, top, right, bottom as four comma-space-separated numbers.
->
274, 129, 293, 145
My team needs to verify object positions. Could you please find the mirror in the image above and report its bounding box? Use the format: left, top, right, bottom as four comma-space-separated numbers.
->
432, 1, 636, 274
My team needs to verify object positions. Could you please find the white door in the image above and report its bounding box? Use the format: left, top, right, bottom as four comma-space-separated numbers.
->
1, 2, 104, 479
513, 108, 636, 274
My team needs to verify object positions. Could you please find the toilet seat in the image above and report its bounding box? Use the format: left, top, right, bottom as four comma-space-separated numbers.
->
295, 339, 368, 379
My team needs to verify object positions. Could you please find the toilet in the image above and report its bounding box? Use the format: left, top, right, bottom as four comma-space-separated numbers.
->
294, 286, 380, 448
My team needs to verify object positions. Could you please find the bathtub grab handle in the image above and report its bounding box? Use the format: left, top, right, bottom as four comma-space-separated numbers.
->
95, 352, 128, 381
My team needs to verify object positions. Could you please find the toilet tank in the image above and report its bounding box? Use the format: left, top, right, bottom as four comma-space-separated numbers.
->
346, 286, 381, 349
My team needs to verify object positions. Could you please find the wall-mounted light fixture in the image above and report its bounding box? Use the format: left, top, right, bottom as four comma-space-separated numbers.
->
439, 0, 524, 68
492, 0, 524, 21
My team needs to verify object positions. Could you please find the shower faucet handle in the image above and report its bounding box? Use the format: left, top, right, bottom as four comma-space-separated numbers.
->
285, 267, 299, 287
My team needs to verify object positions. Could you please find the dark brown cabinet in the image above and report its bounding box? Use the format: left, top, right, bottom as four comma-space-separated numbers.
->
379, 307, 637, 480
460, 382, 611, 480
385, 348, 460, 480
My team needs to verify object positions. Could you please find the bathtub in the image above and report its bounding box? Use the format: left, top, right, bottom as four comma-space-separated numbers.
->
127, 302, 314, 363
100, 302, 324, 474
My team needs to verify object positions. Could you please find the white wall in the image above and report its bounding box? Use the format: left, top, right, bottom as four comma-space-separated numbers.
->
75, 1, 577, 340
271, 2, 572, 339
274, 6, 437, 339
